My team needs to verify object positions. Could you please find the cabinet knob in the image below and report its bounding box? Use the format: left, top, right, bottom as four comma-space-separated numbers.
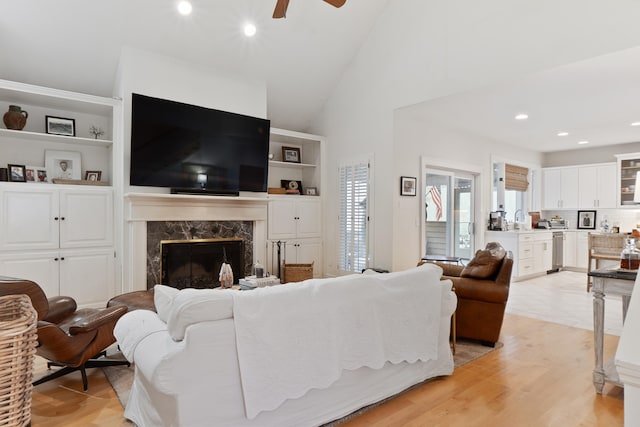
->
54, 217, 59, 221
54, 257, 58, 261
60, 257, 64, 261
61, 217, 65, 221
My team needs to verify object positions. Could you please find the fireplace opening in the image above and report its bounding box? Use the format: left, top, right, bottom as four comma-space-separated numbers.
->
160, 238, 244, 289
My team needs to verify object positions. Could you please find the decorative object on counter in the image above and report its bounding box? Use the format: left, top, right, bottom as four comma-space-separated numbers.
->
45, 150, 81, 180
7, 164, 26, 182
305, 186, 318, 196
577, 210, 597, 230
45, 115, 75, 136
400, 176, 417, 196
268, 153, 274, 160
89, 125, 105, 139
620, 237, 640, 270
85, 170, 102, 181
489, 211, 506, 230
528, 211, 541, 229
0, 168, 7, 182
281, 179, 302, 194
281, 146, 301, 163
51, 178, 107, 186
3, 105, 28, 130
267, 187, 286, 194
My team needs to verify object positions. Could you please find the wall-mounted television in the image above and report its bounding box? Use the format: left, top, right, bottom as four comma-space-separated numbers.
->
130, 93, 270, 195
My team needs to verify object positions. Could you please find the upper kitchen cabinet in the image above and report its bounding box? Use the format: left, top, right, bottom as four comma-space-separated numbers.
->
578, 163, 616, 209
542, 167, 579, 209
616, 153, 640, 207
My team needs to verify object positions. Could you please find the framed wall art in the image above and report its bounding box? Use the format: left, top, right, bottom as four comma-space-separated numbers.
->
281, 146, 301, 163
45, 150, 82, 180
85, 170, 102, 181
7, 164, 26, 182
46, 116, 76, 136
577, 210, 597, 230
400, 176, 417, 196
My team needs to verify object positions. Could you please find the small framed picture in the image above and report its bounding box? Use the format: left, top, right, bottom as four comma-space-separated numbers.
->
45, 150, 82, 180
282, 146, 301, 163
85, 170, 102, 181
25, 165, 38, 182
46, 115, 76, 137
578, 210, 597, 230
7, 164, 26, 182
400, 176, 417, 196
36, 168, 49, 183
305, 187, 318, 196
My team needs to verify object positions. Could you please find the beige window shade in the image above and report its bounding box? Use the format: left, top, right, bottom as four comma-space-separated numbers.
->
505, 164, 529, 191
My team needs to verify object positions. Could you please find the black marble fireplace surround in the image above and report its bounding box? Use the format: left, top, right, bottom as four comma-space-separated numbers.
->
147, 221, 253, 289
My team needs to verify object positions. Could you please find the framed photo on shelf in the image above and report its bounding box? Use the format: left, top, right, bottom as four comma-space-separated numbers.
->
400, 176, 417, 196
45, 150, 82, 180
7, 164, 26, 182
24, 165, 39, 182
85, 170, 102, 181
305, 187, 318, 196
281, 146, 301, 163
281, 179, 303, 194
45, 115, 76, 137
36, 168, 49, 183
577, 210, 597, 230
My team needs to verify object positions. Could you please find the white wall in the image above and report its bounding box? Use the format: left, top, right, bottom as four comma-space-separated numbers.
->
312, 0, 640, 273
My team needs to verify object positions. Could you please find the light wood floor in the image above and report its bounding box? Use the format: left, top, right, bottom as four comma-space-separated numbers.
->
29, 313, 623, 427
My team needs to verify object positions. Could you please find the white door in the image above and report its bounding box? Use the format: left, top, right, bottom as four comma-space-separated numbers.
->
268, 199, 297, 239
59, 248, 115, 306
596, 164, 617, 208
60, 189, 113, 248
560, 168, 579, 209
542, 169, 561, 209
296, 199, 321, 238
0, 189, 58, 250
0, 251, 60, 297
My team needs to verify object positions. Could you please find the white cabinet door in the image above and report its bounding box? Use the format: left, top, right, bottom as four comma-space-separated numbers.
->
596, 164, 617, 208
560, 168, 579, 209
59, 189, 113, 248
0, 251, 60, 297
579, 166, 598, 209
295, 199, 321, 238
0, 188, 58, 250
268, 199, 297, 239
542, 169, 562, 209
564, 231, 577, 267
59, 248, 115, 306
576, 231, 589, 269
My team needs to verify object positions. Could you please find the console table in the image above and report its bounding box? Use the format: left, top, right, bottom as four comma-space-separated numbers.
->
588, 267, 636, 393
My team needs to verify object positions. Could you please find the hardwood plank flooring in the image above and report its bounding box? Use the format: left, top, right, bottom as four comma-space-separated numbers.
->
29, 313, 623, 426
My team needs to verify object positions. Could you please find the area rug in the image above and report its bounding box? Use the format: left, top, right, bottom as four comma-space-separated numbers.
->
103, 339, 501, 413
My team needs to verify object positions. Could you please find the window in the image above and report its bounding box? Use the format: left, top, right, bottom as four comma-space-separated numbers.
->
338, 160, 370, 272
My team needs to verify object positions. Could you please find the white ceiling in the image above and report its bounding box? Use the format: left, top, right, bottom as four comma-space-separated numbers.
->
0, 0, 389, 131
3, 1, 640, 153
402, 46, 640, 153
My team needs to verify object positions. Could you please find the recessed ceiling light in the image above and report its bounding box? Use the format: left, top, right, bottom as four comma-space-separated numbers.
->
514, 114, 528, 120
177, 1, 192, 15
578, 140, 589, 145
244, 23, 257, 37
632, 122, 640, 127
557, 132, 569, 136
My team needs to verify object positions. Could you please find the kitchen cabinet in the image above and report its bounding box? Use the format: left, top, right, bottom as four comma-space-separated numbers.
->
542, 167, 579, 209
485, 230, 552, 281
578, 163, 616, 209
0, 185, 115, 305
576, 231, 589, 270
563, 230, 577, 268
616, 153, 640, 206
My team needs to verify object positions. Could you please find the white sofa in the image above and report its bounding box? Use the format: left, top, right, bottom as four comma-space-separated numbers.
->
114, 263, 456, 427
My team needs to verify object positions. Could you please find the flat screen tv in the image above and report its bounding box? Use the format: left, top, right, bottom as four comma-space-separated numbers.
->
130, 93, 270, 195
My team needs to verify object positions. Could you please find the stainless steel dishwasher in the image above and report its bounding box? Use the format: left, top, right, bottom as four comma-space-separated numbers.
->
550, 231, 563, 273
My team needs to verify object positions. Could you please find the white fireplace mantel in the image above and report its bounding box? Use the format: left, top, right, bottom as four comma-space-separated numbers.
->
122, 193, 269, 293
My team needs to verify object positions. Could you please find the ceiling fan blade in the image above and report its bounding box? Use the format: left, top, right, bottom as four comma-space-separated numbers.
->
273, 0, 290, 18
324, 0, 346, 8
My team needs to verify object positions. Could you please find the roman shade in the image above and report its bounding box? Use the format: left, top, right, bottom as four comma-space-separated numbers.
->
505, 164, 529, 191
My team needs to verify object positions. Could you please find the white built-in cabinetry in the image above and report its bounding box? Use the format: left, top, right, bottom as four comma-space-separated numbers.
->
267, 128, 324, 278
486, 230, 552, 281
0, 79, 119, 305
542, 163, 616, 210
578, 164, 617, 209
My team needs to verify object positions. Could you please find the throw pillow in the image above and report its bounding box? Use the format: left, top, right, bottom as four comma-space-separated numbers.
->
460, 243, 506, 279
154, 284, 179, 323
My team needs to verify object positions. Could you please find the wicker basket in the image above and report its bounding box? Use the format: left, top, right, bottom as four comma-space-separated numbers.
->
0, 294, 38, 427
282, 262, 314, 283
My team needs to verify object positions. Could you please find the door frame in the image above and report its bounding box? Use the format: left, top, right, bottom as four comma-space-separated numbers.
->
420, 156, 483, 260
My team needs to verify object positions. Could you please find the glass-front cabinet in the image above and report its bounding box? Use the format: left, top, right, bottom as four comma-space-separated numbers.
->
615, 153, 640, 207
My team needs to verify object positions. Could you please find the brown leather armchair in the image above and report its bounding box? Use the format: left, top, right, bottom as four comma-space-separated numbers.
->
0, 276, 129, 391
424, 244, 513, 346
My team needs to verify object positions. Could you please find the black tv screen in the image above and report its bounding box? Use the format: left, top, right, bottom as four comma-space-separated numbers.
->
130, 93, 270, 194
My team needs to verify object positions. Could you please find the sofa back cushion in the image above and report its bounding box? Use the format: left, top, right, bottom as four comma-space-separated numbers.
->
460, 242, 506, 280
166, 288, 235, 341
154, 285, 179, 323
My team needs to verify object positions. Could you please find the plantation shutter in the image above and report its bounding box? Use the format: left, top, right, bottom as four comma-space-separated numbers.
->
338, 161, 369, 272
505, 164, 529, 191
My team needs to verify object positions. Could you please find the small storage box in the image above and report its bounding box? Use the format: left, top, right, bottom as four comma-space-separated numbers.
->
282, 262, 314, 283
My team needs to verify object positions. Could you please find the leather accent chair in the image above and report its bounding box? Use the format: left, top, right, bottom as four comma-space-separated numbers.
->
0, 276, 129, 391
422, 243, 513, 346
